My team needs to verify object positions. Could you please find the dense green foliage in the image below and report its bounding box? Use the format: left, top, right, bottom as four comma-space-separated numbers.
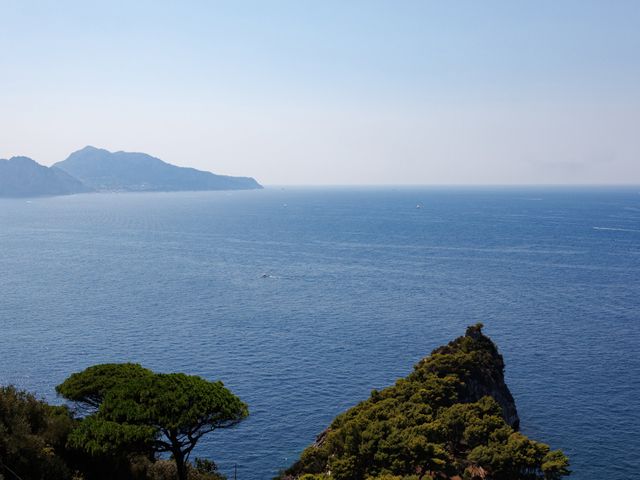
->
0, 378, 235, 480
56, 363, 152, 411
281, 325, 569, 480
56, 364, 248, 480
0, 386, 75, 480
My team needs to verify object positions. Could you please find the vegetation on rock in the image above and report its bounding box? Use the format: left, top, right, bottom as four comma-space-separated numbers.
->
280, 324, 569, 480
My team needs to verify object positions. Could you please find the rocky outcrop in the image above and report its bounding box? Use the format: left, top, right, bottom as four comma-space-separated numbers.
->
431, 324, 519, 429
309, 324, 519, 457
281, 324, 567, 480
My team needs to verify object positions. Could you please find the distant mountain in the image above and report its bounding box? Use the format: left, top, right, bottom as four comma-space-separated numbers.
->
54, 146, 262, 192
0, 156, 91, 197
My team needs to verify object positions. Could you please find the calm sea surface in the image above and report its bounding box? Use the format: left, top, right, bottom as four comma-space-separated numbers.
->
1, 187, 639, 479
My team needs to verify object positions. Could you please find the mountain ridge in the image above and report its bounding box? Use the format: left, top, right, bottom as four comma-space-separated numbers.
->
54, 146, 262, 192
0, 156, 91, 197
0, 146, 262, 197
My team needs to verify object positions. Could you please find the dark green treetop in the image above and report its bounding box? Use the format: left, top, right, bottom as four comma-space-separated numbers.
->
55, 362, 153, 411
57, 364, 248, 480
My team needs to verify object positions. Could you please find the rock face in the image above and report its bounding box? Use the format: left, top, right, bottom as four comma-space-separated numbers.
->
54, 146, 262, 192
281, 324, 568, 480
433, 323, 520, 430
0, 156, 91, 197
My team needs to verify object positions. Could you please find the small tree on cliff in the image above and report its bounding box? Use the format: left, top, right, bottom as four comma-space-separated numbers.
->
57, 364, 248, 480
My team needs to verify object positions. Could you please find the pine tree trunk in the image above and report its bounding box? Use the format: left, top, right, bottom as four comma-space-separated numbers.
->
175, 453, 187, 480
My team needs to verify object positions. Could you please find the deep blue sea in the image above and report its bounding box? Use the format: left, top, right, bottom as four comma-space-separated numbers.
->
1, 187, 639, 479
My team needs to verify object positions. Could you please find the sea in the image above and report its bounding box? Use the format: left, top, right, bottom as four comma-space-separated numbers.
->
1, 187, 639, 479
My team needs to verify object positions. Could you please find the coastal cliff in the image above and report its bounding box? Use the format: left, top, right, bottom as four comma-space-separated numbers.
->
280, 324, 568, 480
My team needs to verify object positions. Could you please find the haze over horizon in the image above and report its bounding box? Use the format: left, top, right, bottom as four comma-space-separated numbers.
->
1, 1, 639, 185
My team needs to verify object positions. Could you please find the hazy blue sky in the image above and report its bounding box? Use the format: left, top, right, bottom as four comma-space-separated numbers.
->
1, 1, 639, 184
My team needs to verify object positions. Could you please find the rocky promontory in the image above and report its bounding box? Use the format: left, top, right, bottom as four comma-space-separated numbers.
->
280, 324, 568, 480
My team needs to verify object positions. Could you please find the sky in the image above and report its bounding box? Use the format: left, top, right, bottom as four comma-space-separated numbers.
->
1, 0, 639, 185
